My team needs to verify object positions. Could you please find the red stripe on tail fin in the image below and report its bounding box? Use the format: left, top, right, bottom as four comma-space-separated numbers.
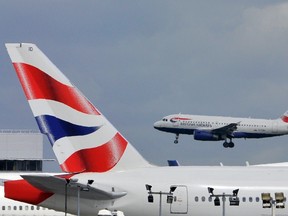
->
60, 132, 128, 173
281, 111, 288, 123
282, 116, 288, 123
13, 63, 100, 115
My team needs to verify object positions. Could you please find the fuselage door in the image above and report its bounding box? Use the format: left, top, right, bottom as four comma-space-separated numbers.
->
170, 185, 188, 214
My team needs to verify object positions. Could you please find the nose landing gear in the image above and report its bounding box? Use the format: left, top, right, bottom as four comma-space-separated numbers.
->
174, 134, 179, 144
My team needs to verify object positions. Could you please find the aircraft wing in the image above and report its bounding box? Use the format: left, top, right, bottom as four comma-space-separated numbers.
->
21, 174, 127, 200
211, 122, 239, 137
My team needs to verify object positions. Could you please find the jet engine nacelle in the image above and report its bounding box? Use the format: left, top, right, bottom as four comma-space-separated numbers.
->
193, 130, 222, 141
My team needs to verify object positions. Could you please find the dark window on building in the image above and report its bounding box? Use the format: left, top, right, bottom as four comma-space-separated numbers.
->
0, 160, 42, 171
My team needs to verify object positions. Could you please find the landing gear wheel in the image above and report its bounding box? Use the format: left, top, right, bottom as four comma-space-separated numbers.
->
228, 142, 234, 148
223, 141, 229, 148
174, 134, 179, 144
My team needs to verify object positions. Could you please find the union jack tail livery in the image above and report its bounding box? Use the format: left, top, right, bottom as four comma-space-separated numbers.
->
6, 43, 150, 173
281, 111, 288, 123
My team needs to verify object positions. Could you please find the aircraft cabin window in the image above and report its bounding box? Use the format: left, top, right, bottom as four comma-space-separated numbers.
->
31, 206, 34, 210
256, 197, 260, 202
249, 197, 253, 202
25, 206, 28, 210
2, 206, 5, 210
201, 196, 205, 202
37, 206, 40, 210
208, 197, 212, 202
242, 197, 246, 202
8, 206, 11, 211
19, 206, 23, 210
195, 196, 199, 202
14, 206, 17, 210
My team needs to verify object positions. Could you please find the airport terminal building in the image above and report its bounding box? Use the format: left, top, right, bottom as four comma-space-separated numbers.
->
0, 129, 44, 172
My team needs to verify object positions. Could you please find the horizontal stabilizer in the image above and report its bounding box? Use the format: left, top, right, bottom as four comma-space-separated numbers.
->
21, 174, 127, 200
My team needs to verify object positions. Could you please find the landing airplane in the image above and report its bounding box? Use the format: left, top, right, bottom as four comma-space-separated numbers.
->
154, 113, 288, 148
5, 43, 288, 216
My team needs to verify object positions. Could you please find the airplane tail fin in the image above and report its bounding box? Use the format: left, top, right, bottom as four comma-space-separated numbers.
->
281, 111, 288, 123
6, 43, 151, 173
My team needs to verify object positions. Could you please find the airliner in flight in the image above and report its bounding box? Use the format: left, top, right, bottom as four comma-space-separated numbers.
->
154, 113, 288, 148
5, 43, 288, 216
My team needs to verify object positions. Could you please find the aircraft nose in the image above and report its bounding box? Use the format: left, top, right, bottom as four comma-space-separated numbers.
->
153, 121, 162, 129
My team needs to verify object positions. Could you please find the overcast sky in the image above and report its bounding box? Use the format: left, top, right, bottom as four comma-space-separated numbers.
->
1, 1, 288, 171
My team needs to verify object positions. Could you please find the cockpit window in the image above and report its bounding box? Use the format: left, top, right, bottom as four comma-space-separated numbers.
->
162, 118, 168, 122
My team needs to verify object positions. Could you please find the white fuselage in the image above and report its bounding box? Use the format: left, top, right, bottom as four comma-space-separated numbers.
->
38, 166, 288, 216
154, 114, 288, 139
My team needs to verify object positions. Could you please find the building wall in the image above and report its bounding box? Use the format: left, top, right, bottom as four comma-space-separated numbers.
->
0, 129, 43, 160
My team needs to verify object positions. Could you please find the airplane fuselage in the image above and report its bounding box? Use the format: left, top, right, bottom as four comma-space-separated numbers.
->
154, 114, 288, 147
35, 166, 288, 216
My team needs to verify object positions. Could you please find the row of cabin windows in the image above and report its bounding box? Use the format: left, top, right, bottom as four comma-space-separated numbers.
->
1, 196, 262, 211
181, 121, 267, 128
194, 196, 260, 203
2, 205, 47, 211
237, 124, 266, 128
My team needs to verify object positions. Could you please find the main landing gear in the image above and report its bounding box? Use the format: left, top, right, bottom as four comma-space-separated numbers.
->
223, 138, 234, 148
174, 134, 179, 144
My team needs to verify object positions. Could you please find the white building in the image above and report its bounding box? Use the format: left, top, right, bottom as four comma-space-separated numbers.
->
0, 129, 44, 171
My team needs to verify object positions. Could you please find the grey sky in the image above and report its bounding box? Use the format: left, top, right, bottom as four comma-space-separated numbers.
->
1, 1, 288, 171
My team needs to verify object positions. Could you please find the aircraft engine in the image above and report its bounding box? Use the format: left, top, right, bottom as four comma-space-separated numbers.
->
193, 130, 223, 141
